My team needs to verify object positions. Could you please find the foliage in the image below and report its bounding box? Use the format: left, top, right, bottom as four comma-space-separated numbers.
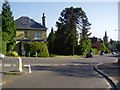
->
101, 43, 110, 53
49, 54, 56, 57
91, 48, 100, 55
76, 39, 92, 55
47, 27, 56, 54
2, 41, 7, 54
92, 43, 103, 50
101, 43, 107, 52
7, 51, 19, 57
55, 7, 91, 55
26, 42, 49, 57
1, 1, 16, 53
116, 41, 120, 52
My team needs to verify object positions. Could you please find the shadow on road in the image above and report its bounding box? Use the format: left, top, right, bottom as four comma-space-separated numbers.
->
106, 55, 120, 58
70, 62, 99, 65
31, 65, 103, 79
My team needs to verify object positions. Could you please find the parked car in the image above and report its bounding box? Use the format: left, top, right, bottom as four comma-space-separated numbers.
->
0, 53, 5, 59
100, 52, 104, 55
112, 52, 116, 55
85, 50, 93, 58
100, 51, 104, 55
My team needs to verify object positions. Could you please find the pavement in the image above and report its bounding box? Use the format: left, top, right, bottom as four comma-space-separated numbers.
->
94, 55, 120, 90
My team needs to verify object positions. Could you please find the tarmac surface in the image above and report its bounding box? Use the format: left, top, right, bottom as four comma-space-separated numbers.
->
1, 54, 119, 89
98, 62, 120, 89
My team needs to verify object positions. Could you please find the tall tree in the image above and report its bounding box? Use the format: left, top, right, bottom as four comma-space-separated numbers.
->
2, 0, 16, 53
116, 41, 120, 52
55, 7, 78, 55
47, 27, 56, 54
78, 12, 91, 41
55, 7, 91, 55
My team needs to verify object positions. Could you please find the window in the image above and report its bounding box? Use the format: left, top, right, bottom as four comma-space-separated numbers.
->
35, 32, 40, 39
24, 31, 28, 39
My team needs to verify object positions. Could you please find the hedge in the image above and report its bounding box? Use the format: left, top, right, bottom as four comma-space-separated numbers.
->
26, 42, 49, 57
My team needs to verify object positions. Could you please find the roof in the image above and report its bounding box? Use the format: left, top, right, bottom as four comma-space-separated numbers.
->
15, 16, 47, 30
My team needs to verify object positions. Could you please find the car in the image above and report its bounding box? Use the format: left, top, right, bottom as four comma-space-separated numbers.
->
112, 52, 116, 55
100, 52, 104, 55
0, 53, 5, 59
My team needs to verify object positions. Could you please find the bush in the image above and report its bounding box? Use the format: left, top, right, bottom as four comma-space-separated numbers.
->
91, 48, 100, 55
7, 51, 19, 57
49, 54, 56, 57
76, 40, 92, 55
26, 42, 49, 57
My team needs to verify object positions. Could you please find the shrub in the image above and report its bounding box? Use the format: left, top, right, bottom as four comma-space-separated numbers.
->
49, 54, 56, 57
91, 48, 99, 55
92, 43, 103, 50
77, 40, 92, 55
26, 42, 49, 57
7, 51, 19, 57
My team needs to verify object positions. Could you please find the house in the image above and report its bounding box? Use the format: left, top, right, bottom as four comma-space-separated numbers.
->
15, 13, 47, 55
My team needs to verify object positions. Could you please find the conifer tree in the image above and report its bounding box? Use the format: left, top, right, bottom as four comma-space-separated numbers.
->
2, 0, 16, 53
47, 27, 56, 54
55, 7, 91, 55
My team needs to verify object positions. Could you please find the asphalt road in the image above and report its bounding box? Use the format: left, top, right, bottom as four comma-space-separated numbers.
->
2, 54, 117, 88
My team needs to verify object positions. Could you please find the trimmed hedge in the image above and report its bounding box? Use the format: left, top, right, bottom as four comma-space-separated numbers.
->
26, 42, 49, 57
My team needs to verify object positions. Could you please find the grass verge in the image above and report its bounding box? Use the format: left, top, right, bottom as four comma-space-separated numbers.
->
3, 72, 22, 75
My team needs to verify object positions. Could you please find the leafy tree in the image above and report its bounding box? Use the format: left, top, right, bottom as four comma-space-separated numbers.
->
104, 42, 110, 52
47, 27, 56, 54
77, 39, 91, 55
1, 0, 16, 53
55, 7, 84, 55
55, 7, 91, 55
101, 43, 109, 53
92, 43, 103, 50
116, 41, 120, 52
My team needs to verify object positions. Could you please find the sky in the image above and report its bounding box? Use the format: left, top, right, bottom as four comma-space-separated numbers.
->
0, 1, 118, 41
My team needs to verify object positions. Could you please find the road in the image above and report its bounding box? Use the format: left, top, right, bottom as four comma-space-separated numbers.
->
2, 54, 117, 88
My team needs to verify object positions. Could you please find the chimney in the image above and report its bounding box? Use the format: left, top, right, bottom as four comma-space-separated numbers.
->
42, 13, 45, 26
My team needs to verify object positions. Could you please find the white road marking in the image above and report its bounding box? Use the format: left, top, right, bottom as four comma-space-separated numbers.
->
44, 64, 51, 66
4, 64, 11, 67
13, 64, 16, 67
24, 65, 32, 73
52, 64, 59, 66
114, 57, 118, 62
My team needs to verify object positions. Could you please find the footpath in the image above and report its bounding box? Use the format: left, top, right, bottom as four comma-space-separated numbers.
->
96, 55, 120, 89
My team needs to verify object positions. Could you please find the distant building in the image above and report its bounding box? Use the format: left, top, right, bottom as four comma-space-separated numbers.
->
89, 36, 103, 44
15, 14, 47, 55
103, 31, 108, 43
